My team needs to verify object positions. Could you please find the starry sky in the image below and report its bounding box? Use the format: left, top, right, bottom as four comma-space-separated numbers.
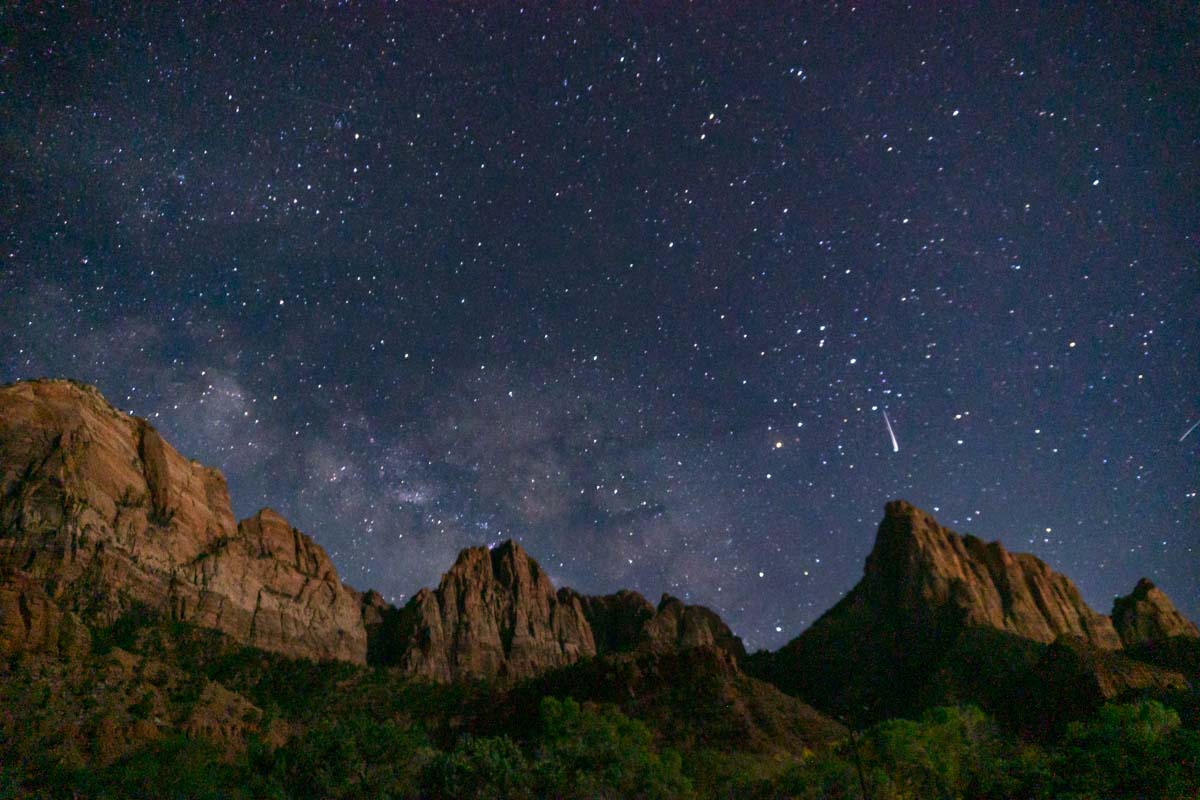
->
3, 3, 1197, 650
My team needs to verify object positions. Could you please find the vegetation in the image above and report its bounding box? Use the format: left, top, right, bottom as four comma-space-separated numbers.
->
0, 618, 1195, 799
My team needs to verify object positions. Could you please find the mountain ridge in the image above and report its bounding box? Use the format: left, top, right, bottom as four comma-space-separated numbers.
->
1, 378, 1195, 698
0, 379, 750, 682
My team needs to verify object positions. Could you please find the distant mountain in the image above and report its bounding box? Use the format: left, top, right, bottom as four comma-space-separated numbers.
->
3, 380, 1197, 735
1113, 578, 1200, 647
0, 379, 752, 681
750, 499, 1197, 724
0, 378, 838, 758
2, 378, 1199, 796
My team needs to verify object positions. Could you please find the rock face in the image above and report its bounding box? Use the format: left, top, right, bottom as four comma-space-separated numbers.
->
0, 571, 91, 658
372, 541, 745, 682
0, 379, 747, 680
864, 500, 1121, 648
1112, 578, 1200, 647
757, 500, 1127, 720
567, 589, 748, 661
382, 541, 596, 682
0, 379, 367, 663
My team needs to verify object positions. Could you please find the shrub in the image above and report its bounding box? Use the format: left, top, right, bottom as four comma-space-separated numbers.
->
533, 696, 694, 799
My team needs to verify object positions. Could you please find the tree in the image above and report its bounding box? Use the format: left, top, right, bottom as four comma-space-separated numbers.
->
533, 697, 694, 799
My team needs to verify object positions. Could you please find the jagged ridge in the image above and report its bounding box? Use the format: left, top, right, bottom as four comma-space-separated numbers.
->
0, 379, 749, 683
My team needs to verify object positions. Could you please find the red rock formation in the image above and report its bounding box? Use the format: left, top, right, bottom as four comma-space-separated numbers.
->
865, 500, 1121, 648
386, 540, 596, 682
566, 588, 747, 660
0, 572, 90, 657
1112, 578, 1200, 647
1018, 634, 1191, 734
376, 542, 746, 682
0, 379, 750, 680
0, 379, 367, 663
758, 500, 1128, 720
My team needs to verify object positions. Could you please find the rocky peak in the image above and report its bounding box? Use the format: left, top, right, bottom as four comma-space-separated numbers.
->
569, 589, 657, 655
0, 379, 763, 683
760, 500, 1126, 722
643, 594, 747, 659
1112, 578, 1200, 647
382, 539, 595, 682
374, 542, 748, 682
864, 499, 1121, 648
238, 508, 338, 581
0, 379, 367, 663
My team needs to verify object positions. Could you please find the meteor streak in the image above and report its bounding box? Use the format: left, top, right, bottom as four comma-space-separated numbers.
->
1181, 419, 1200, 443
883, 409, 900, 453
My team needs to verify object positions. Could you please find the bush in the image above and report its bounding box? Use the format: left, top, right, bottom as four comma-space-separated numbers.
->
420, 735, 531, 800
1040, 700, 1200, 799
268, 714, 428, 799
865, 705, 1006, 800
533, 697, 694, 799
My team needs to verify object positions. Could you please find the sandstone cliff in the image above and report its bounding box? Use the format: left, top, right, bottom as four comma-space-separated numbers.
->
0, 380, 750, 680
379, 540, 595, 682
371, 540, 746, 682
0, 379, 367, 663
755, 500, 1134, 720
1112, 578, 1200, 647
862, 500, 1121, 648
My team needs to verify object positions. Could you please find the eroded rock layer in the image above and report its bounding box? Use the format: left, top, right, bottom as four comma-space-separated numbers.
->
757, 500, 1135, 720
372, 540, 745, 682
1112, 578, 1200, 647
0, 380, 367, 663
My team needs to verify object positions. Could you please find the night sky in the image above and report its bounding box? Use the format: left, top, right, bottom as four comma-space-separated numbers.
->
3, 4, 1197, 650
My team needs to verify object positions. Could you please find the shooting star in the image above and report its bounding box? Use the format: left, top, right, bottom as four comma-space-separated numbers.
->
1180, 419, 1200, 443
882, 409, 900, 453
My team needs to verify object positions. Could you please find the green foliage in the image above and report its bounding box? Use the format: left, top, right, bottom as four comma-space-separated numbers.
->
0, 764, 25, 800
533, 696, 694, 799
1027, 700, 1200, 800
419, 697, 695, 800
127, 690, 155, 720
5, 610, 1198, 800
420, 735, 531, 800
769, 748, 862, 800
53, 735, 251, 800
865, 705, 1006, 800
746, 701, 1200, 800
266, 715, 429, 799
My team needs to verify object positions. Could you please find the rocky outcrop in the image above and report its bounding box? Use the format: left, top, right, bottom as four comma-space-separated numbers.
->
1017, 635, 1190, 734
567, 588, 747, 661
381, 541, 596, 682
0, 379, 749, 679
0, 379, 367, 663
569, 589, 657, 654
0, 572, 91, 657
1112, 578, 1200, 647
372, 541, 746, 683
756, 500, 1128, 721
863, 500, 1121, 648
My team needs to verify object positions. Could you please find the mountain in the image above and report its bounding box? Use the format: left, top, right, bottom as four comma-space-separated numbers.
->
0, 379, 366, 663
0, 378, 840, 776
370, 540, 745, 682
751, 499, 1192, 723
1113, 578, 1200, 647
5, 380, 1194, 690
1, 379, 1198, 797
0, 379, 753, 685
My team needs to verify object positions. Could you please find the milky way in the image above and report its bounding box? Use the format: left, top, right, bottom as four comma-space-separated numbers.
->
3, 4, 1196, 648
